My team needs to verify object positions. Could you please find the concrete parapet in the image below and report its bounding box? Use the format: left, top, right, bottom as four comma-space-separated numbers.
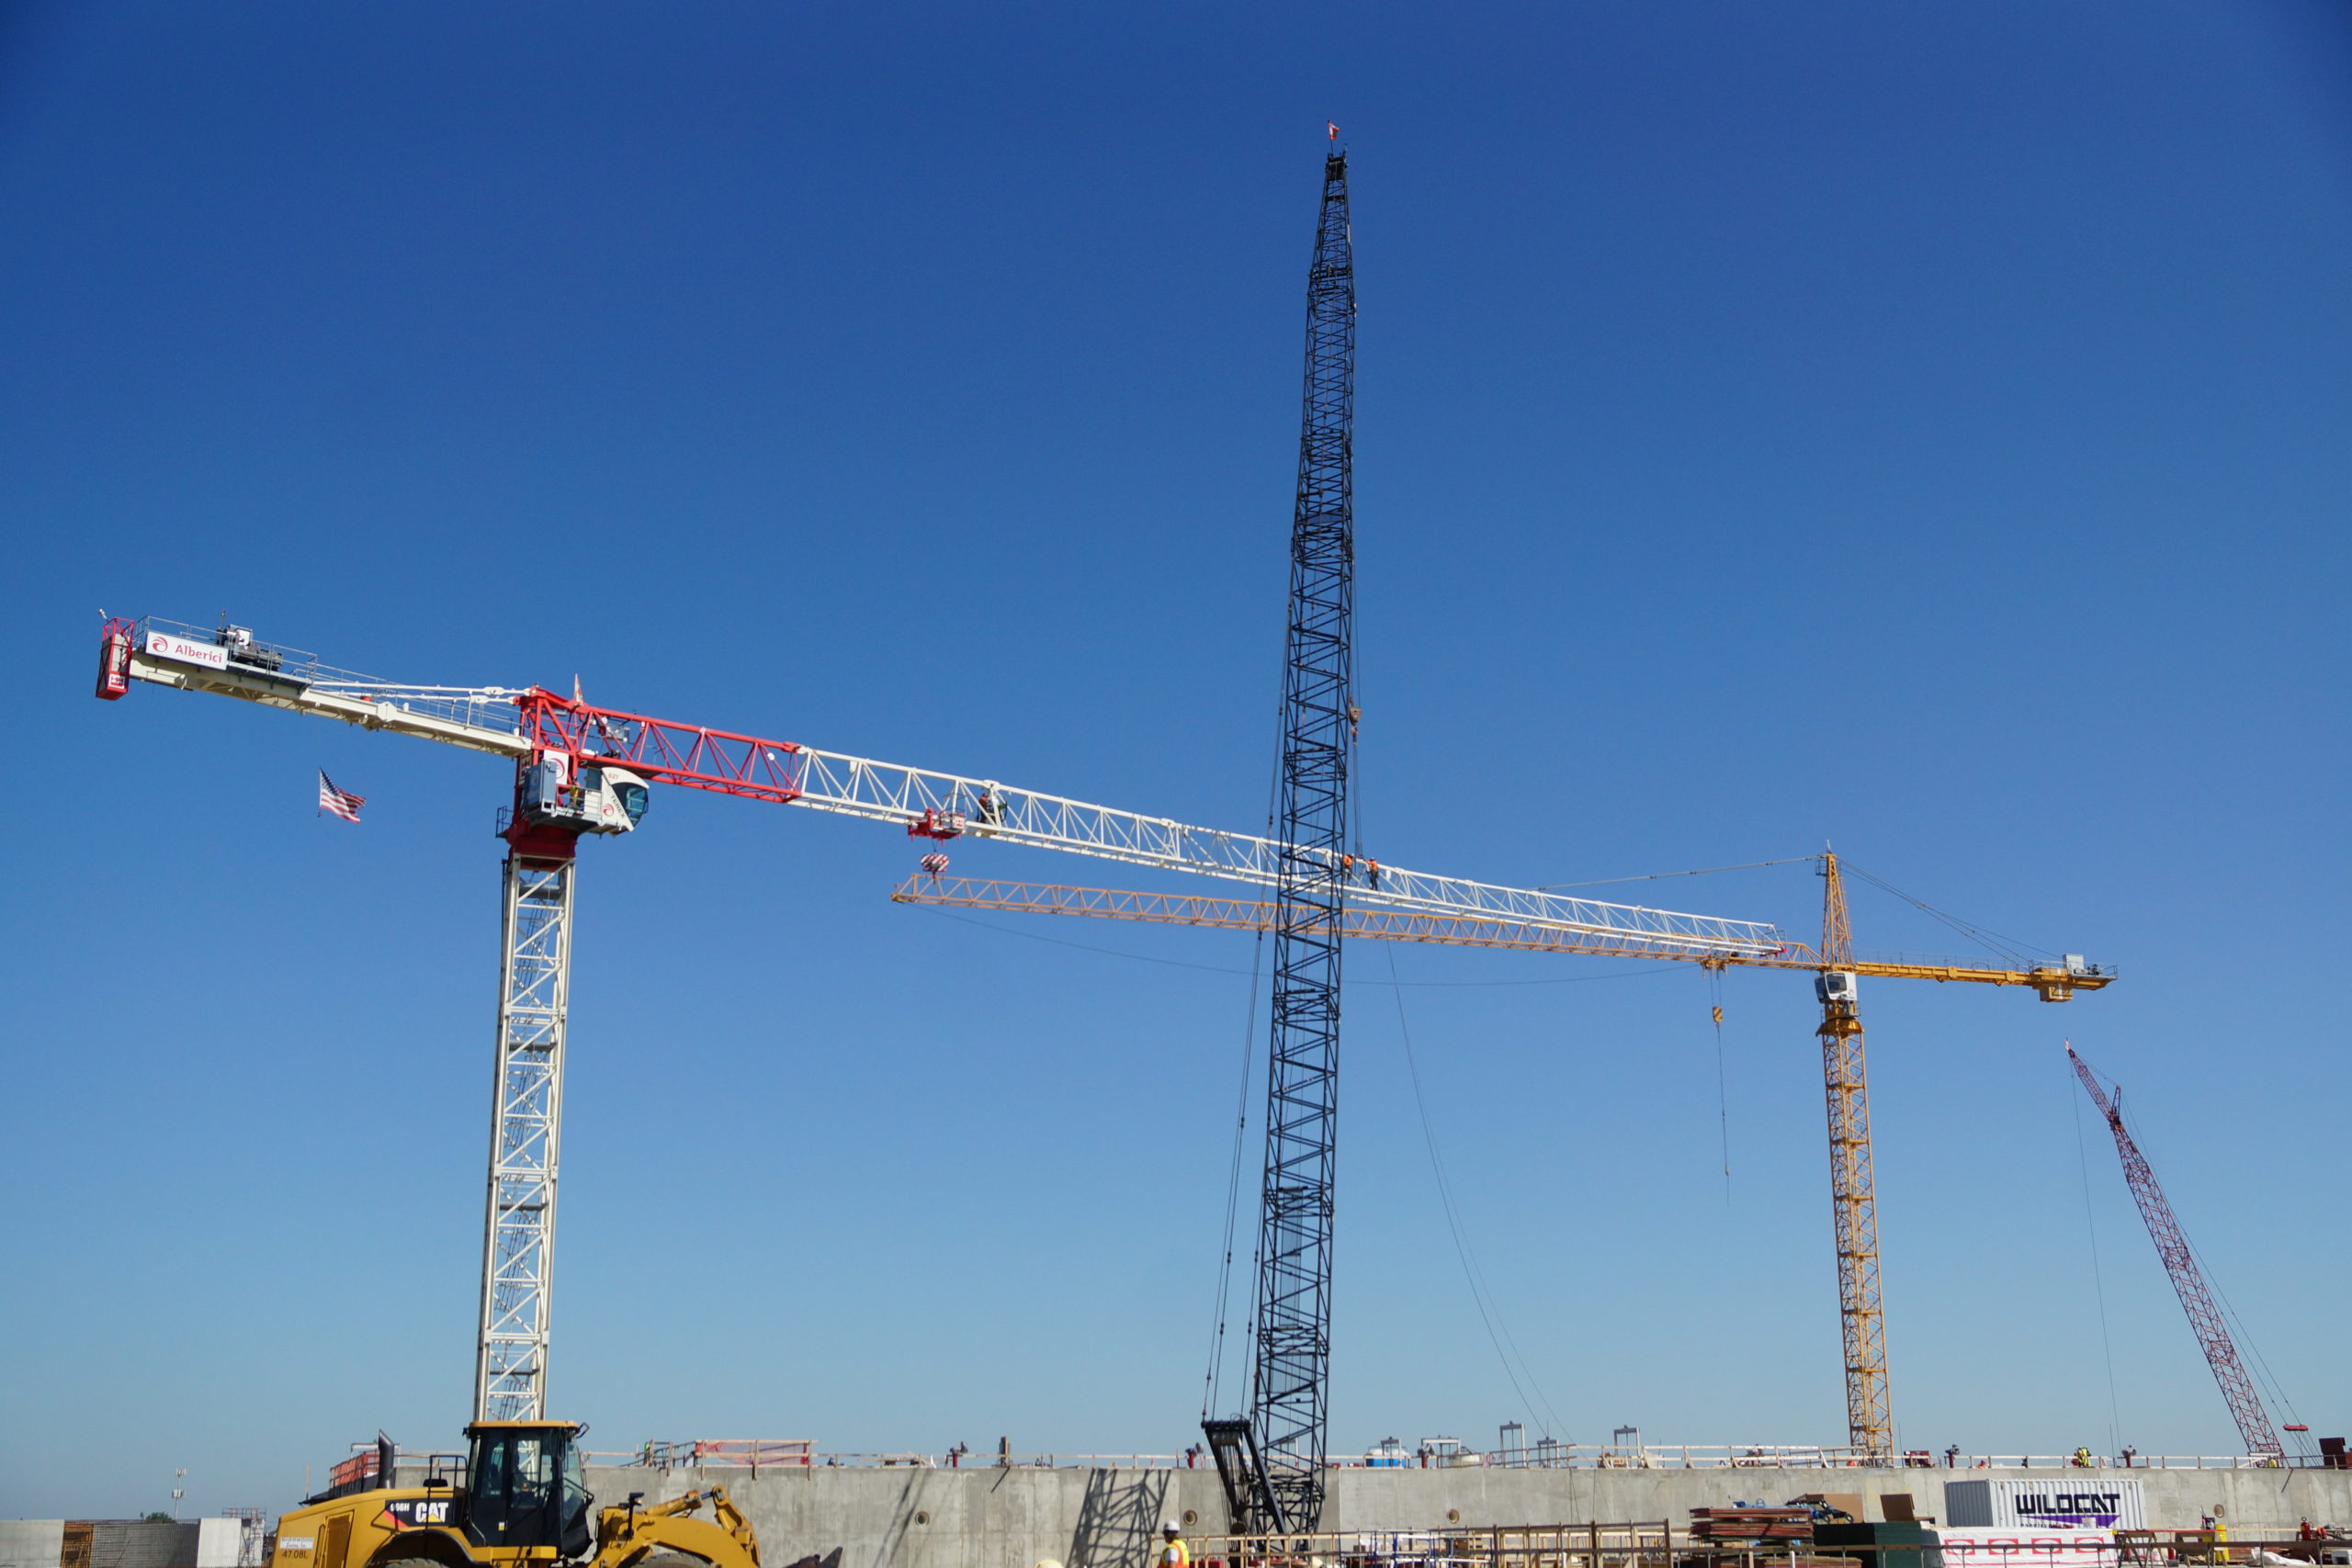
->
0, 1521, 66, 1568
0, 1522, 220, 1568
584, 1464, 2352, 1568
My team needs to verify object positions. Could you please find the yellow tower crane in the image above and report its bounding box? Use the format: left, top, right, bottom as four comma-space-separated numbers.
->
1814, 850, 1889, 1460
890, 852, 2112, 1461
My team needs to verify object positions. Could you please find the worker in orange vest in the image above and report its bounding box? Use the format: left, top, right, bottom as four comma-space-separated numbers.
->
1159, 1522, 1190, 1568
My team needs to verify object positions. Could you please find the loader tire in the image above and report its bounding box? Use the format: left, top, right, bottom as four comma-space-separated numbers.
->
632, 1553, 711, 1568
374, 1557, 447, 1568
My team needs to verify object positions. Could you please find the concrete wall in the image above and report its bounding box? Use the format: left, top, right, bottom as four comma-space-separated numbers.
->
585, 1464, 2352, 1568
0, 1521, 65, 1568
1312, 1466, 2351, 1536
24, 1467, 2343, 1568
0, 1523, 204, 1568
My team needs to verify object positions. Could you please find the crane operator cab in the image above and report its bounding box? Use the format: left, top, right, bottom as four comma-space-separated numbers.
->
462, 1420, 594, 1558
519, 756, 650, 836
1815, 971, 1860, 1007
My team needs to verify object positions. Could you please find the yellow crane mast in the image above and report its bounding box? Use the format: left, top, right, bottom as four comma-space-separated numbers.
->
891, 852, 2111, 1461
1814, 851, 1889, 1460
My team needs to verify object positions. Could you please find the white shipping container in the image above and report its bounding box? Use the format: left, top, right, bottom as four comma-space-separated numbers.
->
1945, 1481, 2146, 1531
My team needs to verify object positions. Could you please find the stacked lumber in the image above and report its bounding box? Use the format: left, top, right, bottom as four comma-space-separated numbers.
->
1688, 1508, 1816, 1549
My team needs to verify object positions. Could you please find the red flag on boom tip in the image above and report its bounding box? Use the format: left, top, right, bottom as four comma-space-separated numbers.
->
1327, 121, 1339, 141
318, 772, 366, 823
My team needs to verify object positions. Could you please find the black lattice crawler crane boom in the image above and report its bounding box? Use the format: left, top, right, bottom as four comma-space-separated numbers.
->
2068, 1047, 2285, 1459
1213, 147, 1356, 1537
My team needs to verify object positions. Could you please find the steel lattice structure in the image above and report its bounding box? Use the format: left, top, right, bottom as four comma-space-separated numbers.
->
1248, 148, 1355, 1534
2069, 1048, 2283, 1458
110, 617, 1781, 955
1815, 853, 1893, 1460
476, 857, 576, 1419
100, 608, 1776, 1427
887, 875, 2115, 997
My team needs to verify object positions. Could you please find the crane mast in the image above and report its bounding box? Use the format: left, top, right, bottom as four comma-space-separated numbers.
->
2068, 1047, 2283, 1459
478, 840, 576, 1418
1815, 852, 1892, 1460
1241, 145, 1355, 1534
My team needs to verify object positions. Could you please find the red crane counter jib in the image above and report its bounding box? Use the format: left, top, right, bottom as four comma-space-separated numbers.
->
503, 688, 814, 858
514, 687, 808, 804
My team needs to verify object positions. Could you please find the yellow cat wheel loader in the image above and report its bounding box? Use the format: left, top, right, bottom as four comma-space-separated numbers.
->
272, 1422, 759, 1568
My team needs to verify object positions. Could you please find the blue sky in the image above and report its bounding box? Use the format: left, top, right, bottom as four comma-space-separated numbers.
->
5, 0, 2348, 1519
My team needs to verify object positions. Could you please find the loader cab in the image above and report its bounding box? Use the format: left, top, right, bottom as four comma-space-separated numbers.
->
461, 1421, 592, 1560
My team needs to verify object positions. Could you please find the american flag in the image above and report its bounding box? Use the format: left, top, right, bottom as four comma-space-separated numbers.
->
318, 771, 366, 823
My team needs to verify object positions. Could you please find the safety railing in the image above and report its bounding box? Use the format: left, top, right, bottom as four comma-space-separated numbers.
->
568, 1444, 2324, 1473
631, 1439, 813, 1470
1479, 1444, 1873, 1470
1477, 1447, 2315, 1472
1939, 1456, 2312, 1472
594, 1448, 1198, 1471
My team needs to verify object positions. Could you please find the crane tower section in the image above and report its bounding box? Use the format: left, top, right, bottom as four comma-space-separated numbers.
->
479, 759, 647, 1419
477, 849, 574, 1419
1249, 147, 1354, 1534
1815, 852, 1892, 1460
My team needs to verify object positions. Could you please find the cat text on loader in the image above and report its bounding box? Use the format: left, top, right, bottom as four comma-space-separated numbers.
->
271, 1422, 760, 1568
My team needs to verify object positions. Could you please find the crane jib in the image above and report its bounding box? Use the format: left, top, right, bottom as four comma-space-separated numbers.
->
107, 614, 1785, 950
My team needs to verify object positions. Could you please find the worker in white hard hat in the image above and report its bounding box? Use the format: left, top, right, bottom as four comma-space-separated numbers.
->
1159, 1521, 1189, 1568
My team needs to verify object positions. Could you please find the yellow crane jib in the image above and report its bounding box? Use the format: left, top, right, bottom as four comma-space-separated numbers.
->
892, 851, 2115, 1465
888, 875, 2115, 1001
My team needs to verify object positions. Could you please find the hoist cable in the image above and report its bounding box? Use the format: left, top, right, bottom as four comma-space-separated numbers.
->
1708, 966, 1731, 1204
1383, 936, 1568, 1444
1839, 862, 2056, 963
1537, 855, 1817, 891
2070, 1065, 2125, 1456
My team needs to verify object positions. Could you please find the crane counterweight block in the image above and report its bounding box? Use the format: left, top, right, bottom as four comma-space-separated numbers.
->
501, 819, 585, 860
96, 618, 133, 699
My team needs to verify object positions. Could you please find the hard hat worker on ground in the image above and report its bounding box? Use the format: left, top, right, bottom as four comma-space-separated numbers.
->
1159, 1522, 1190, 1568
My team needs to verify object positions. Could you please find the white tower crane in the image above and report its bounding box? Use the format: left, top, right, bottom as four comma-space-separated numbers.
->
97, 613, 1783, 1420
